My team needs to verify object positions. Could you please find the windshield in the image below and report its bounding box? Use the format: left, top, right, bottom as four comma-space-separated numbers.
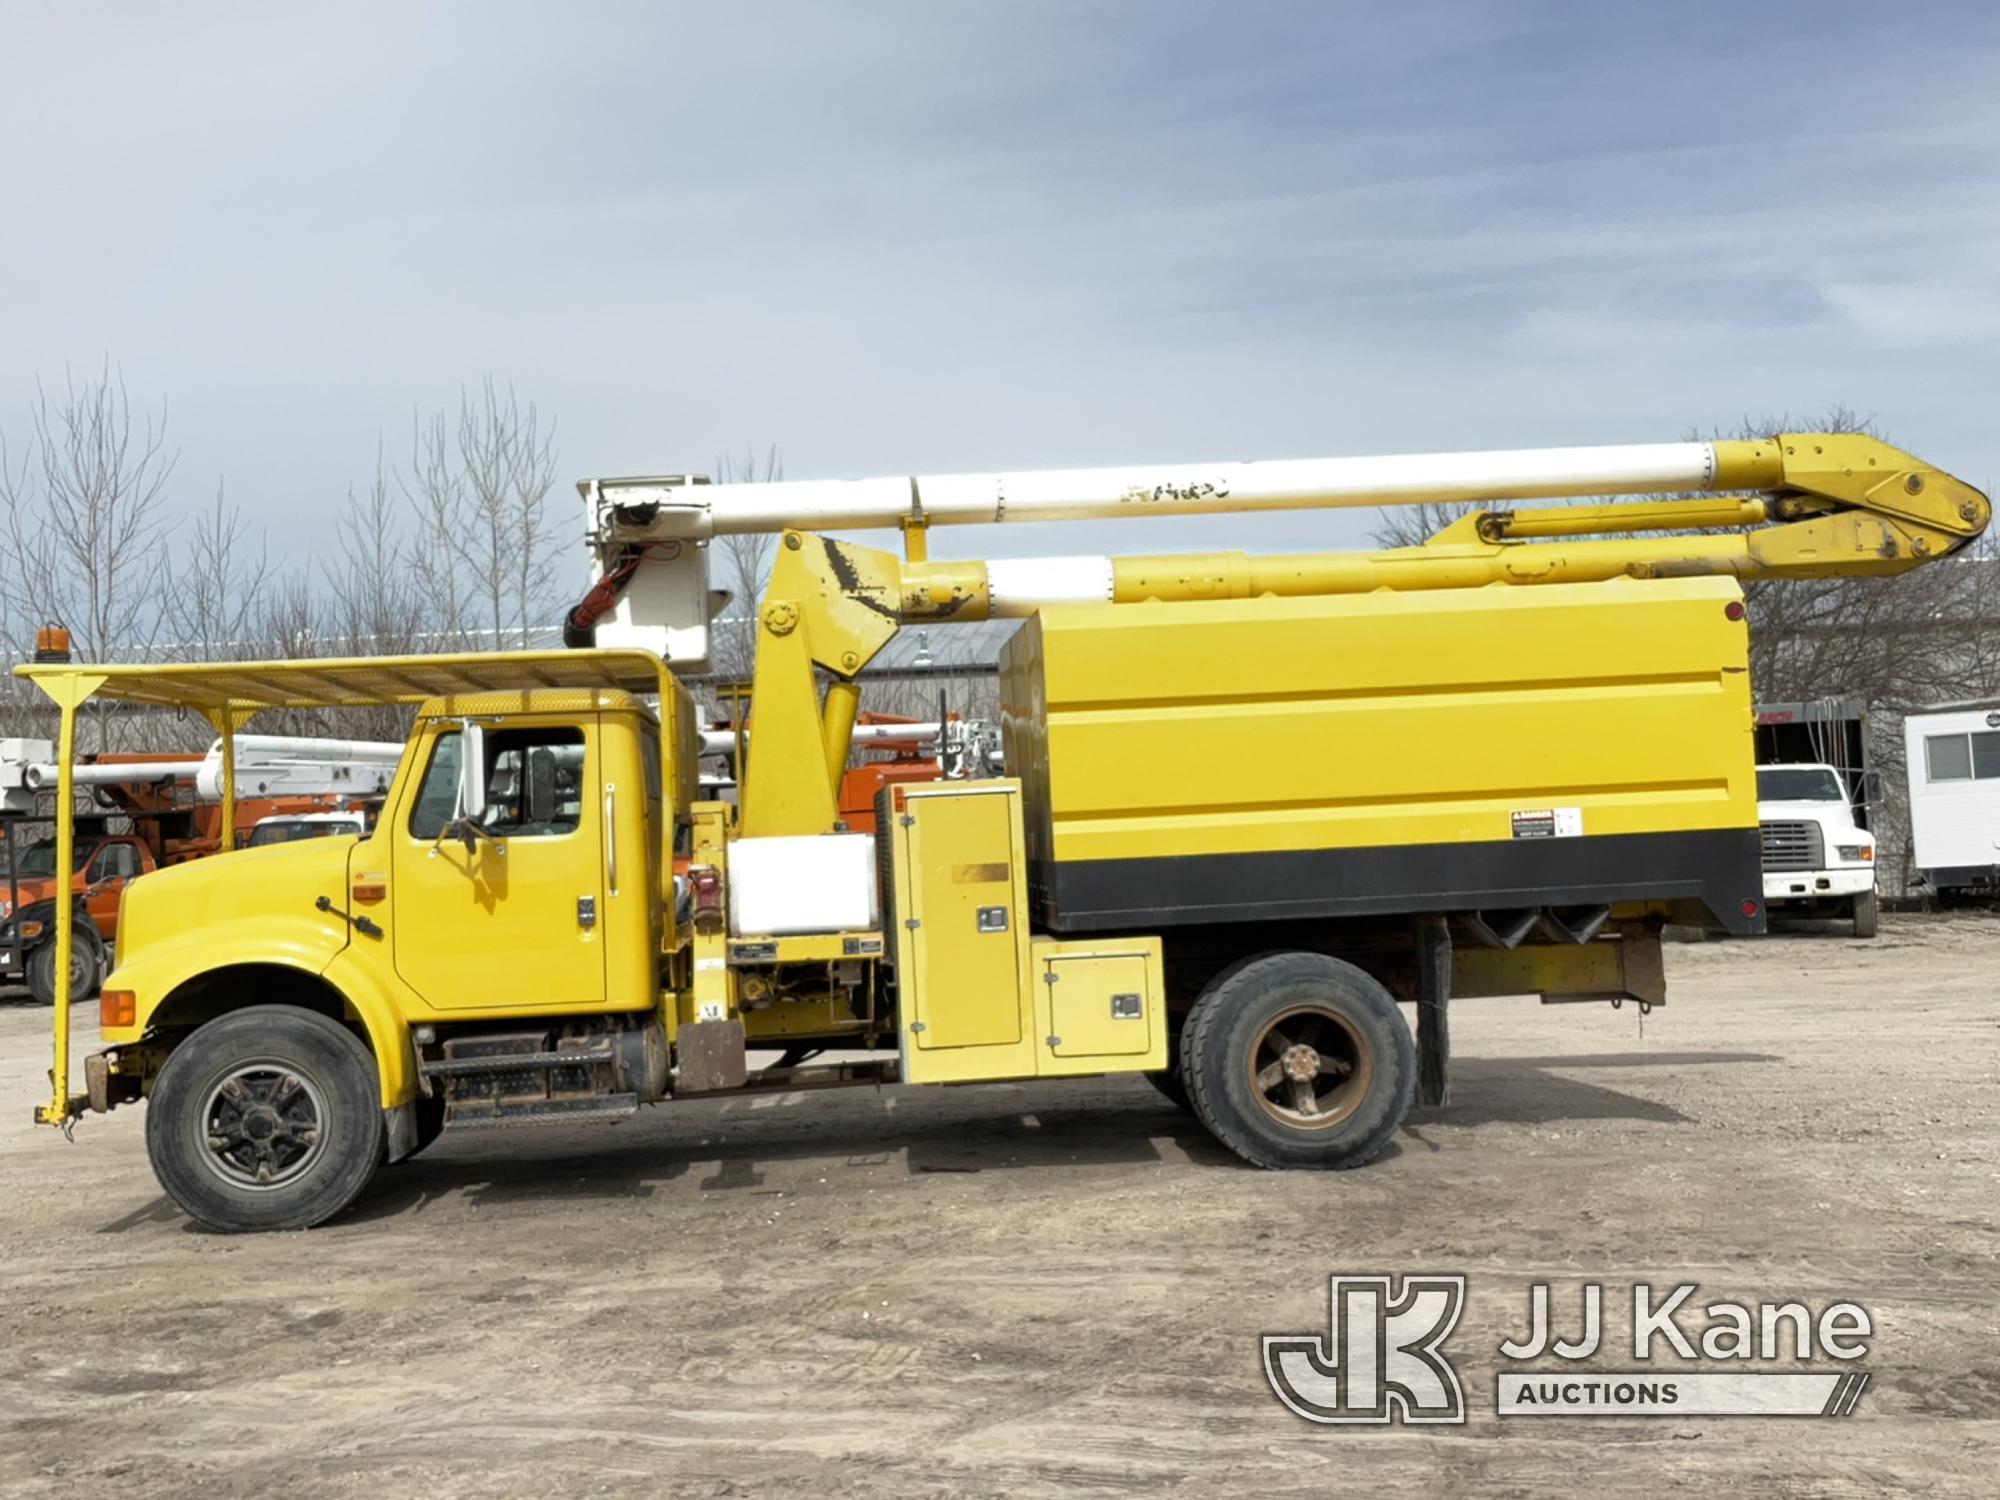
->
10, 839, 92, 879
248, 819, 360, 848
1757, 767, 1846, 803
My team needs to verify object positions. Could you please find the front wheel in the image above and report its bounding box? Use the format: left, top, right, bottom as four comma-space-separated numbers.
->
27, 923, 102, 1008
1852, 888, 1879, 939
146, 1006, 384, 1232
1182, 951, 1413, 1170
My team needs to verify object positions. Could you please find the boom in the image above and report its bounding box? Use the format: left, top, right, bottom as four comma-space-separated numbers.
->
574, 432, 1988, 665
589, 432, 1988, 834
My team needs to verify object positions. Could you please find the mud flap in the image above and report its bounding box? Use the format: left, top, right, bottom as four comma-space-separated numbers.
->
675, 1019, 748, 1094
383, 1100, 419, 1163
1416, 914, 1450, 1108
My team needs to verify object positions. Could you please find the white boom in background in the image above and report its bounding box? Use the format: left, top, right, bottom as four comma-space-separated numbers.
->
698, 723, 939, 759
4, 734, 404, 812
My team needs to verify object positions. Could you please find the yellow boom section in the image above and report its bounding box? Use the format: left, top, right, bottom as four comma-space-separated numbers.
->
896, 433, 1990, 616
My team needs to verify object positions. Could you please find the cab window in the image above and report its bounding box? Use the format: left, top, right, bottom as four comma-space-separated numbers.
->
408, 725, 586, 840
483, 728, 585, 837
409, 733, 464, 839
88, 843, 141, 881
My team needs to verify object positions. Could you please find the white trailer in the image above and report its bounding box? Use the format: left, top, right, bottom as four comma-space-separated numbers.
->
1904, 703, 2000, 899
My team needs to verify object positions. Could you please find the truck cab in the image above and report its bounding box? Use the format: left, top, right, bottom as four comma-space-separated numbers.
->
1756, 763, 1877, 937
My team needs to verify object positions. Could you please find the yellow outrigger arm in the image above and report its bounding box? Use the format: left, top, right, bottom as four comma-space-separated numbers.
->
17, 648, 675, 1128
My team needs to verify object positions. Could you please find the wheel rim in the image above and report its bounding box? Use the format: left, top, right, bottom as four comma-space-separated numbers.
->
69, 944, 93, 994
197, 1063, 328, 1190
1247, 1004, 1373, 1131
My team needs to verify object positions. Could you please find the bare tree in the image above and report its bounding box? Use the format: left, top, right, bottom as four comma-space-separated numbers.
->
324, 443, 429, 656
401, 407, 472, 650
454, 378, 560, 649
0, 362, 176, 663
0, 363, 179, 747
164, 481, 271, 660
389, 381, 563, 651
710, 445, 783, 682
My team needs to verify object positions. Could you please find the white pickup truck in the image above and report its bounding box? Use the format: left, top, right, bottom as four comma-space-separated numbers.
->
1757, 763, 1878, 937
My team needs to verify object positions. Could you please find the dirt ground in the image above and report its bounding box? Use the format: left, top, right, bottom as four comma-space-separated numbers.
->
0, 915, 1995, 1498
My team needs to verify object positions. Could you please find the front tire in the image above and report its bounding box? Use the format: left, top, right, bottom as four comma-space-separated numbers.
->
147, 1006, 384, 1232
1182, 952, 1413, 1170
28, 923, 102, 1008
1852, 888, 1879, 939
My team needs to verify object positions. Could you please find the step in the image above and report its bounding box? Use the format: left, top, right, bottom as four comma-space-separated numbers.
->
443, 1093, 640, 1131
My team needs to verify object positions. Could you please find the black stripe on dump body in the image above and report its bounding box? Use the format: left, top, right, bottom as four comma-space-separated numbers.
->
1033, 827, 1765, 936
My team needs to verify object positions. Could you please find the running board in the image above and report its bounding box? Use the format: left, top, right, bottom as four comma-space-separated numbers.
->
443, 1094, 640, 1130
424, 1029, 637, 1130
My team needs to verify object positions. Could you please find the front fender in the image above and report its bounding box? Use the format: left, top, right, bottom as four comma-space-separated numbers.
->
106, 918, 415, 1110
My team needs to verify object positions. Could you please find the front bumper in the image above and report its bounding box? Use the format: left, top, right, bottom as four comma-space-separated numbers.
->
1763, 867, 1874, 902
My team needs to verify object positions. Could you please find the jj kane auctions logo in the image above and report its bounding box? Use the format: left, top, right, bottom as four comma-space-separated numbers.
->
1265, 1275, 1873, 1423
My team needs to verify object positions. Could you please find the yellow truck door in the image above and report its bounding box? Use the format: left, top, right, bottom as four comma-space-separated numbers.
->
390, 718, 608, 1012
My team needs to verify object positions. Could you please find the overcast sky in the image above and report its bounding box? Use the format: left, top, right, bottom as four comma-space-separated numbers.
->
4, 0, 1996, 588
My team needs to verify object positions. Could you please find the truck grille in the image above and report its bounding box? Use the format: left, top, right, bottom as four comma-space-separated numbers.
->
1760, 820, 1825, 872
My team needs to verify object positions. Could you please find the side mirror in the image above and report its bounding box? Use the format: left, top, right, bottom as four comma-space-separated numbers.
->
1861, 769, 1883, 805
525, 746, 558, 826
456, 721, 488, 824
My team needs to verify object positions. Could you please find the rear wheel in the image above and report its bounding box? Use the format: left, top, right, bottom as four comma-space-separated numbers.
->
28, 923, 102, 1008
1182, 952, 1413, 1170
147, 1006, 384, 1232
1852, 888, 1879, 939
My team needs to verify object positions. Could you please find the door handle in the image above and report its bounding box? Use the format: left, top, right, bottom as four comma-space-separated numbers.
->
604, 784, 618, 896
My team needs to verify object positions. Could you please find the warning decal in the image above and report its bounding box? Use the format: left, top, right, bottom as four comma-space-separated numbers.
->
1511, 807, 1584, 839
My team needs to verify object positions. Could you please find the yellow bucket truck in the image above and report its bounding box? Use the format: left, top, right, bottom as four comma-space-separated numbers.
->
22, 432, 1986, 1231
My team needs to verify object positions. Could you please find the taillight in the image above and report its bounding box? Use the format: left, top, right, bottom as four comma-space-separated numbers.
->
1740, 897, 1760, 918
1724, 600, 1746, 621
688, 865, 724, 934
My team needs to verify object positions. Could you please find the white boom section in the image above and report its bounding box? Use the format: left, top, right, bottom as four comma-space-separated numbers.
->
585, 441, 1721, 542
578, 440, 1729, 668
10, 734, 403, 803
699, 723, 939, 758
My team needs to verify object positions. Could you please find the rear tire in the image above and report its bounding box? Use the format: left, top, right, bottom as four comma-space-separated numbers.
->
147, 1006, 384, 1232
1852, 888, 1879, 939
1182, 951, 1413, 1170
28, 923, 102, 1008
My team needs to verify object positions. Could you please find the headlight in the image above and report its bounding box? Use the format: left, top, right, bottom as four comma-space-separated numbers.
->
0, 900, 10, 919
1836, 845, 1873, 862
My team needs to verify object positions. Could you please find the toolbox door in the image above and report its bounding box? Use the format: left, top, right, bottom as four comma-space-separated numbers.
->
1044, 950, 1156, 1058
903, 788, 1024, 1050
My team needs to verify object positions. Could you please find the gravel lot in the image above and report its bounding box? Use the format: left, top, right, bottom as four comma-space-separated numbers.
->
1, 915, 1995, 1497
